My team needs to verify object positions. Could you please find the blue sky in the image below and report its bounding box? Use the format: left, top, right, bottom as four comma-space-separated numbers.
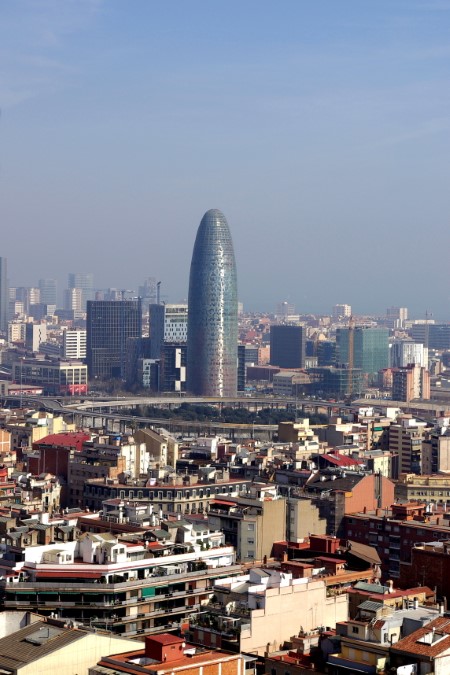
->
1, 0, 449, 317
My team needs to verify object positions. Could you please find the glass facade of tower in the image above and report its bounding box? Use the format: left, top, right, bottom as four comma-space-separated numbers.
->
187, 209, 238, 397
336, 327, 389, 377
68, 272, 94, 311
86, 300, 142, 379
270, 325, 305, 368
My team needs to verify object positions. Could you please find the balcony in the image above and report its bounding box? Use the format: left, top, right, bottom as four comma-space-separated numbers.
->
4, 565, 241, 597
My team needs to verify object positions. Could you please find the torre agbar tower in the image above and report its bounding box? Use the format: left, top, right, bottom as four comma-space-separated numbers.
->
187, 209, 238, 397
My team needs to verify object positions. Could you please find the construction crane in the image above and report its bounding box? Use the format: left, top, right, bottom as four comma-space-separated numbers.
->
347, 315, 355, 398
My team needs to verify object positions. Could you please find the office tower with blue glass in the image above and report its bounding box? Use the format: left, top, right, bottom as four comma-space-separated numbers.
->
86, 299, 142, 379
38, 278, 57, 306
187, 209, 238, 397
336, 326, 389, 378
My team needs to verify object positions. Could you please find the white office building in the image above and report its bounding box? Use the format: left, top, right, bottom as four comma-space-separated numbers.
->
63, 329, 87, 359
391, 341, 428, 368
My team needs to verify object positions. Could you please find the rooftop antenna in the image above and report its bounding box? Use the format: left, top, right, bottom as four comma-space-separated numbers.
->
156, 281, 161, 305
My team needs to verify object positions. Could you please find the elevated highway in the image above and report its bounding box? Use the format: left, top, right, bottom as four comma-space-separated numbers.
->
5, 393, 443, 440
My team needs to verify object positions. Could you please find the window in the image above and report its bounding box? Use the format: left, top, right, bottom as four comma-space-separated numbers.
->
248, 523, 255, 531
247, 539, 255, 545
352, 626, 359, 634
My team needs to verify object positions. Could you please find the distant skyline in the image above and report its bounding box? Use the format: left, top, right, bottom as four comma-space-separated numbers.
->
1, 1, 449, 317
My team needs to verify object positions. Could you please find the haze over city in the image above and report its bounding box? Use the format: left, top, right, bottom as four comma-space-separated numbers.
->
1, 1, 449, 316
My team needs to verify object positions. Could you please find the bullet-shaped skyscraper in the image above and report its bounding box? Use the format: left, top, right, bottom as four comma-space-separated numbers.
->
187, 209, 238, 397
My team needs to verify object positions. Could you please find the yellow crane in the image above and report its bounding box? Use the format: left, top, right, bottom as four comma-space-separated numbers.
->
348, 315, 355, 397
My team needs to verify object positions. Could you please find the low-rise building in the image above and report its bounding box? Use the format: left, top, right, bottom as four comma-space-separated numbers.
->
0, 617, 139, 675
89, 633, 255, 675
390, 616, 450, 675
11, 356, 88, 396
395, 473, 450, 504
188, 567, 348, 655
328, 601, 440, 674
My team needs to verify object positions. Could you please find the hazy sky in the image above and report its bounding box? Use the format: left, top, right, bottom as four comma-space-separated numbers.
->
1, 1, 449, 317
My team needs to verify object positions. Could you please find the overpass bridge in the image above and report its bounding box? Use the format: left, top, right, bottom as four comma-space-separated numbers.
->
4, 393, 442, 440
10, 395, 349, 440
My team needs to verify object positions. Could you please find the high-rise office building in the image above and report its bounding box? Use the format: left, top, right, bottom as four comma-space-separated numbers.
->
161, 343, 187, 393
391, 341, 427, 368
187, 209, 238, 397
276, 301, 296, 319
411, 323, 450, 351
238, 344, 259, 391
64, 288, 83, 315
68, 273, 94, 311
63, 329, 87, 360
25, 322, 47, 353
86, 299, 142, 379
386, 306, 408, 328
149, 303, 188, 359
38, 278, 57, 306
138, 277, 158, 306
0, 258, 7, 333
332, 304, 352, 320
336, 327, 389, 377
15, 287, 40, 316
270, 325, 305, 368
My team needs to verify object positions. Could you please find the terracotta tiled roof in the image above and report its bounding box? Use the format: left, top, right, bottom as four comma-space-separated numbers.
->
390, 616, 450, 658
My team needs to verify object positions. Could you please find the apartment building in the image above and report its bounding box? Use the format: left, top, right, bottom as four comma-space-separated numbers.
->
68, 435, 149, 507
188, 567, 348, 655
207, 484, 286, 562
344, 502, 450, 580
388, 415, 428, 475
3, 534, 238, 638
84, 476, 253, 516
